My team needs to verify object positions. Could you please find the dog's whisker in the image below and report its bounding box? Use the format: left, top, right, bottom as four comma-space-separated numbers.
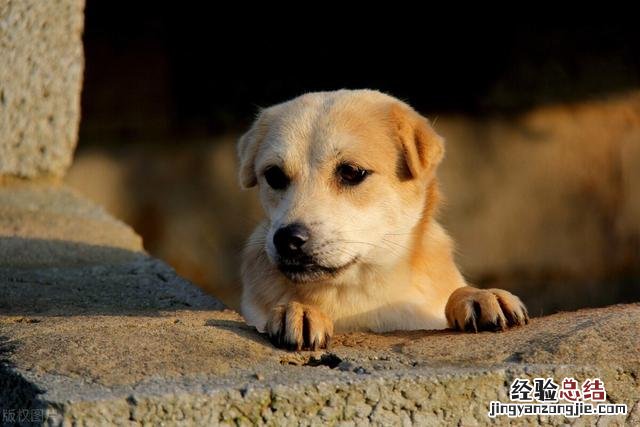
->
242, 240, 267, 250
316, 249, 356, 263
332, 239, 402, 256
244, 239, 266, 244
381, 238, 411, 252
315, 243, 363, 258
243, 238, 266, 245
333, 240, 383, 249
377, 241, 403, 257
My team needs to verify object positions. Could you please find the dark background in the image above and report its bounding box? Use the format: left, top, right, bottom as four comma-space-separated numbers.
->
80, 4, 640, 143
71, 3, 640, 312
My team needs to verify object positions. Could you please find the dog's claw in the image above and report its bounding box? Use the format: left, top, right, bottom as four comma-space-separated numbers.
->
266, 302, 333, 351
497, 315, 507, 331
446, 287, 528, 333
464, 314, 478, 333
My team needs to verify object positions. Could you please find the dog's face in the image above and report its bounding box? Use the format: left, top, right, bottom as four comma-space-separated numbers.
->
238, 90, 444, 283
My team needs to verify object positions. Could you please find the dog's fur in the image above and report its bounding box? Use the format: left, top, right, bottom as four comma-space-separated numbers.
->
238, 90, 528, 350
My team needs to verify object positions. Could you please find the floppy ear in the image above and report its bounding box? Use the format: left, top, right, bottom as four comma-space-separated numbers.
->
390, 103, 444, 180
237, 110, 270, 189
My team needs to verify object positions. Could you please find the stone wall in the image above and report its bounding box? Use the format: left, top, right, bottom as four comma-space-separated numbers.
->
0, 0, 84, 178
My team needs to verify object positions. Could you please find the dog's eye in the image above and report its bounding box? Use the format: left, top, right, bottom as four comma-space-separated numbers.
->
264, 166, 290, 190
337, 163, 370, 186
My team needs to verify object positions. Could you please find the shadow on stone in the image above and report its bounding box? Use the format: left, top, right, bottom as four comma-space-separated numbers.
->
204, 318, 271, 347
0, 336, 45, 415
0, 236, 143, 268
0, 237, 223, 317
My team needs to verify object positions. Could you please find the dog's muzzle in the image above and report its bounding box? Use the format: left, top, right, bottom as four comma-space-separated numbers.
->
272, 222, 357, 282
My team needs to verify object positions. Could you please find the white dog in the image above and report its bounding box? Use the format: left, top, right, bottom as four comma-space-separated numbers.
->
238, 90, 528, 350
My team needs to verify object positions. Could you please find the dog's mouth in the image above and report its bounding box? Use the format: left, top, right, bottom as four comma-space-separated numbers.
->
277, 256, 359, 283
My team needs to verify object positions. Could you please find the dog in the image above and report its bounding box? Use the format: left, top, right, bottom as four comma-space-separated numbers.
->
237, 89, 528, 350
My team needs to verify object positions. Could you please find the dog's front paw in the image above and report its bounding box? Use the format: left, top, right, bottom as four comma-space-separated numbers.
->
266, 302, 333, 351
445, 287, 529, 332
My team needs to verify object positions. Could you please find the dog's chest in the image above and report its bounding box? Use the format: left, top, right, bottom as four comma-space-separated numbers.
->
311, 282, 448, 333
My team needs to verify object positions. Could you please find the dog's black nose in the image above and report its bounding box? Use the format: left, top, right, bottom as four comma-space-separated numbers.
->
273, 223, 310, 257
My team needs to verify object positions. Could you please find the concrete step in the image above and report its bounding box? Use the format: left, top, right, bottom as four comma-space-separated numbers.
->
0, 184, 638, 425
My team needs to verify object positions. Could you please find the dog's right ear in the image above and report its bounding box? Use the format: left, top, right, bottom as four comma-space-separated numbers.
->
237, 110, 271, 189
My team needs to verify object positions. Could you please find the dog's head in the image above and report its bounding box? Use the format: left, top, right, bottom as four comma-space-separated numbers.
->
238, 90, 444, 283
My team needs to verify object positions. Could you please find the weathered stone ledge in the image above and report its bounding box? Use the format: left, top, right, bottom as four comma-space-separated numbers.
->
0, 184, 638, 425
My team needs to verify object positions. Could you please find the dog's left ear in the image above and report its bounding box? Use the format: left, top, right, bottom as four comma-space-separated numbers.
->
237, 109, 271, 189
390, 103, 444, 180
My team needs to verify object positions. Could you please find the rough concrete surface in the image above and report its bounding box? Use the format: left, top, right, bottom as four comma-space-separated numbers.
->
0, 183, 639, 425
0, 0, 85, 178
0, 182, 142, 266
